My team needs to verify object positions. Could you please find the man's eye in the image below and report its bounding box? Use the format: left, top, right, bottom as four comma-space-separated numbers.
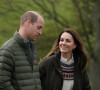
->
38, 26, 42, 29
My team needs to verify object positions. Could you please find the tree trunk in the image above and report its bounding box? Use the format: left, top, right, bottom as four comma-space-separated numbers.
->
91, 1, 100, 90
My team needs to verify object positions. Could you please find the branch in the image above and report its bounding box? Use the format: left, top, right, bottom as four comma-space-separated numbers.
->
72, 0, 94, 58
32, 0, 70, 27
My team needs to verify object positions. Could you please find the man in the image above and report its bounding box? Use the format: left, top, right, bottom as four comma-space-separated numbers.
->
0, 11, 44, 90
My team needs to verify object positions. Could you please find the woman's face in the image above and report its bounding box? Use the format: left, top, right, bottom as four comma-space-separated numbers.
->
59, 32, 76, 55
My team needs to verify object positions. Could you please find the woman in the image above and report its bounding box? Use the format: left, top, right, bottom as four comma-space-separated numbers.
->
39, 28, 92, 90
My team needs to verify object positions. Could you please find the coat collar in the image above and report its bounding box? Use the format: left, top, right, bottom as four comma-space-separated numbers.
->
52, 51, 80, 72
13, 31, 34, 49
52, 51, 63, 77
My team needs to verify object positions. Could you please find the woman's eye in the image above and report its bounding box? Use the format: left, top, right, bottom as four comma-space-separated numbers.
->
66, 40, 70, 42
60, 39, 63, 41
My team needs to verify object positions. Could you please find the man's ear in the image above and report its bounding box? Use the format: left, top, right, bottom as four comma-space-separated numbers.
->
27, 20, 31, 25
25, 20, 31, 28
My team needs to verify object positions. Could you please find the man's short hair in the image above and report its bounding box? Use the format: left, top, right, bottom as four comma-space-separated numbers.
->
20, 11, 39, 26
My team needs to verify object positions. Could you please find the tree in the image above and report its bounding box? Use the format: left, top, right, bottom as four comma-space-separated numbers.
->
90, 0, 100, 89
32, 0, 95, 59
32, 0, 100, 89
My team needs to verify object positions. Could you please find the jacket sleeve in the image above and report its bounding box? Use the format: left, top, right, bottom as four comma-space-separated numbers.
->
39, 59, 48, 90
0, 48, 15, 90
82, 69, 92, 90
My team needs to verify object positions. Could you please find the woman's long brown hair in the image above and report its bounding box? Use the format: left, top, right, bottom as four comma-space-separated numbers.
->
46, 28, 88, 72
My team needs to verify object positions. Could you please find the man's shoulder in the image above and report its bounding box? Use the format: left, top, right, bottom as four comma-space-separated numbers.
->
0, 37, 17, 50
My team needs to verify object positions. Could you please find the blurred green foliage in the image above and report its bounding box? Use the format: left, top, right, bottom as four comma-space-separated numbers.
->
0, 0, 95, 59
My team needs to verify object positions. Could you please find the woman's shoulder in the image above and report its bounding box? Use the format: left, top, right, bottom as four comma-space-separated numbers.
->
39, 51, 60, 68
40, 55, 55, 64
39, 56, 52, 70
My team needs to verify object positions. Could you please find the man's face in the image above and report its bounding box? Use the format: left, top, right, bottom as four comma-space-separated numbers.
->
27, 16, 44, 41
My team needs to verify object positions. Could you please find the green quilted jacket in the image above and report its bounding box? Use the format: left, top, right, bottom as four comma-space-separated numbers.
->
0, 31, 42, 90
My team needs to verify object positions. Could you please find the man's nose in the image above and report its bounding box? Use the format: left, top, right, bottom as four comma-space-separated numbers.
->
39, 30, 42, 35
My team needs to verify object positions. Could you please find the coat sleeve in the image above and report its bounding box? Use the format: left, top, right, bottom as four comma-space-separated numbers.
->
82, 69, 92, 90
39, 59, 48, 90
0, 48, 15, 90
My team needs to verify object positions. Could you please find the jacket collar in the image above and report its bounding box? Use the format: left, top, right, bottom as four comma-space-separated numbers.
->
52, 51, 63, 77
53, 51, 80, 72
13, 31, 34, 49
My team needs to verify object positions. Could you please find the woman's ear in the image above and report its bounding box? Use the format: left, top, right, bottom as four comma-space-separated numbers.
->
73, 44, 77, 50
